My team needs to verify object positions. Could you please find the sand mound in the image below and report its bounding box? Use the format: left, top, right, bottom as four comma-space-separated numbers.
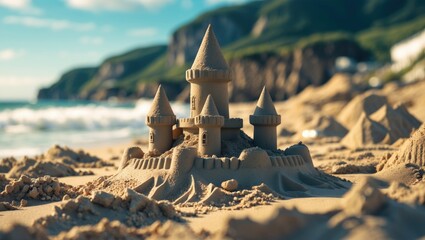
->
177, 183, 280, 214
341, 114, 390, 148
341, 103, 421, 149
337, 91, 387, 128
4, 145, 112, 178
370, 104, 421, 141
378, 124, 425, 170
221, 177, 425, 239
35, 188, 180, 236
375, 163, 422, 185
7, 157, 85, 178
0, 157, 16, 173
0, 224, 47, 240
45, 145, 112, 168
0, 219, 201, 240
385, 79, 425, 121
386, 180, 425, 205
294, 73, 359, 106
300, 115, 347, 138
0, 175, 78, 204
54, 219, 201, 240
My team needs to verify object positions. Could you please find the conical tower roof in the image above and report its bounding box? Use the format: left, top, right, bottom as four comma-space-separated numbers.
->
147, 85, 175, 116
200, 95, 220, 116
253, 87, 278, 116
191, 25, 229, 71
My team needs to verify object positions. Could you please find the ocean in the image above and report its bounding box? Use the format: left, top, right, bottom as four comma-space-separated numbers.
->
0, 100, 189, 158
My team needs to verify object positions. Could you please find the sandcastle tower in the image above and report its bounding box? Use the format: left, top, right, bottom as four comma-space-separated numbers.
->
145, 85, 176, 155
250, 87, 281, 150
186, 24, 231, 118
195, 95, 224, 156
178, 24, 242, 140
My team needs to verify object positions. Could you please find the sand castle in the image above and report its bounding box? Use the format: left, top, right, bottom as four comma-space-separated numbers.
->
115, 25, 348, 201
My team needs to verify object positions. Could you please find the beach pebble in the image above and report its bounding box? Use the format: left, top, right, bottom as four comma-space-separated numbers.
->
20, 199, 28, 207
19, 175, 31, 184
221, 179, 238, 191
127, 189, 149, 213
91, 191, 115, 208
5, 184, 14, 194
62, 194, 71, 201
28, 187, 39, 199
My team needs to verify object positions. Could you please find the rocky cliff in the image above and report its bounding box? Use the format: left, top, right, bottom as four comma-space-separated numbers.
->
38, 0, 425, 102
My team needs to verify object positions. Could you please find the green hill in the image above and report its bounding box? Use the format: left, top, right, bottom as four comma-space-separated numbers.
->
38, 0, 425, 101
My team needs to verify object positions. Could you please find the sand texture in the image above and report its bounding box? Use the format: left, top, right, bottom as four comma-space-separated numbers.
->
1, 75, 425, 239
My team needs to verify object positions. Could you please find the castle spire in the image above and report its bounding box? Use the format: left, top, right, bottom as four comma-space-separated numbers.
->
200, 94, 220, 116
146, 85, 176, 156
250, 86, 281, 150
147, 85, 175, 117
192, 24, 229, 71
253, 87, 278, 116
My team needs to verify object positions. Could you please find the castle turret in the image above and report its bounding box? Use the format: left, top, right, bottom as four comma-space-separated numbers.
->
249, 87, 281, 150
186, 25, 231, 118
146, 85, 176, 155
195, 95, 224, 156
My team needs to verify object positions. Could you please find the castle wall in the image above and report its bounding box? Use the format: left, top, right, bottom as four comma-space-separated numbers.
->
190, 82, 229, 118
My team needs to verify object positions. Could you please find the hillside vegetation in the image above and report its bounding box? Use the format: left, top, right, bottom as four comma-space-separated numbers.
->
38, 0, 425, 101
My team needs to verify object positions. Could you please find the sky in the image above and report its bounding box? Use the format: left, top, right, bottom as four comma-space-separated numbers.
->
0, 0, 249, 101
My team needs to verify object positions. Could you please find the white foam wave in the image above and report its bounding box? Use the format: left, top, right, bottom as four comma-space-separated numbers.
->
0, 100, 189, 133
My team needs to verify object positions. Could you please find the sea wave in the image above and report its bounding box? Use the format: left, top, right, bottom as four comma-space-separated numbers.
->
0, 100, 189, 157
0, 100, 189, 133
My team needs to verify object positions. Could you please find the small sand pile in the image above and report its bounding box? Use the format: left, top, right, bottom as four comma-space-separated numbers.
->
299, 115, 347, 138
377, 124, 425, 171
386, 181, 425, 205
0, 175, 78, 204
0, 219, 202, 240
294, 74, 359, 107
340, 98, 421, 149
35, 188, 180, 235
77, 176, 140, 198
330, 161, 376, 174
221, 177, 425, 239
45, 145, 113, 168
0, 157, 16, 173
370, 104, 421, 141
337, 91, 387, 128
53, 219, 202, 240
7, 157, 85, 178
341, 114, 390, 149
176, 183, 280, 214
0, 224, 47, 240
4, 145, 113, 178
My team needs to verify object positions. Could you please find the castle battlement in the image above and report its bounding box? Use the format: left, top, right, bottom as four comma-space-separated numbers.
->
146, 116, 176, 126
186, 69, 232, 82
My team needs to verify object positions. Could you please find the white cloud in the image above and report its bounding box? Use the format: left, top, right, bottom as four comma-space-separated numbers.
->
127, 28, 158, 37
205, 0, 247, 5
0, 49, 25, 61
66, 0, 173, 11
0, 0, 41, 14
3, 16, 96, 31
79, 36, 104, 45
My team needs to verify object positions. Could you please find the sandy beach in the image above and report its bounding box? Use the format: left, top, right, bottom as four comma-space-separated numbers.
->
1, 74, 425, 239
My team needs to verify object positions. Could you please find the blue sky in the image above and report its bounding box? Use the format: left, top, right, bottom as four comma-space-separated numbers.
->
0, 0, 248, 100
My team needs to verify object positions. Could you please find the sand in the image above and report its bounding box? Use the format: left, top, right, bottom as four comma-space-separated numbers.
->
1, 77, 425, 239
